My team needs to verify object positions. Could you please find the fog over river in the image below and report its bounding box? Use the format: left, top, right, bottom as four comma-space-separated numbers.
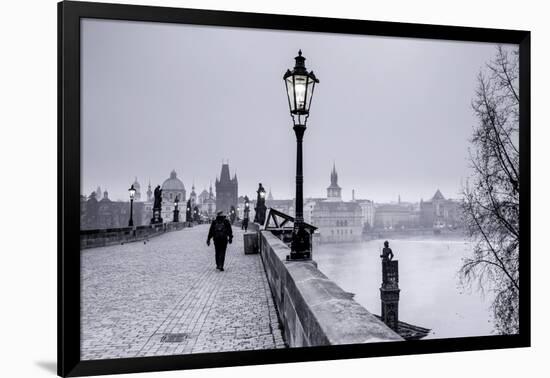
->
314, 238, 495, 339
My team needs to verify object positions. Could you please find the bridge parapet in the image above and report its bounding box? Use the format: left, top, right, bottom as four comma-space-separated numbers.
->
80, 222, 189, 249
259, 231, 402, 347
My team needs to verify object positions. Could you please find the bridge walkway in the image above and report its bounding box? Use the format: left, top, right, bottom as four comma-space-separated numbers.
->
81, 224, 285, 360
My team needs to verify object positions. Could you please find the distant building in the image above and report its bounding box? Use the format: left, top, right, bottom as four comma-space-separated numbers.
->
266, 197, 295, 217
215, 163, 238, 214
131, 177, 142, 201
198, 188, 209, 205
201, 184, 217, 220
80, 190, 146, 229
146, 181, 153, 202
189, 184, 197, 208
303, 198, 324, 224
419, 189, 461, 228
373, 202, 417, 230
311, 165, 363, 243
160, 170, 186, 222
356, 198, 375, 229
82, 191, 99, 229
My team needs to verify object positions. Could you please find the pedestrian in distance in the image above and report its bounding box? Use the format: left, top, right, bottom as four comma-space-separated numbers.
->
241, 217, 249, 232
380, 240, 394, 262
206, 211, 233, 271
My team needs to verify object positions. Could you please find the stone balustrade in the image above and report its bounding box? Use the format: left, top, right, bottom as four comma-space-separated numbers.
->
259, 231, 403, 347
80, 222, 189, 249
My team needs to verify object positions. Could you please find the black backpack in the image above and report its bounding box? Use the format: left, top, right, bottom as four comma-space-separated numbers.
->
213, 220, 226, 240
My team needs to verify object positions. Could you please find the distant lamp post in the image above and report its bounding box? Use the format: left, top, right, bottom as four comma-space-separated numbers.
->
193, 208, 199, 223
283, 50, 319, 260
128, 184, 136, 227
254, 183, 267, 225
244, 196, 250, 220
173, 196, 180, 223
186, 199, 192, 223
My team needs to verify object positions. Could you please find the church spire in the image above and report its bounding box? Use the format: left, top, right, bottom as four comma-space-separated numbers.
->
146, 179, 153, 202
327, 163, 342, 201
330, 162, 338, 186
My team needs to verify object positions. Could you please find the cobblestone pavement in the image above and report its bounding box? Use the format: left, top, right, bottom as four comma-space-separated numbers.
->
81, 225, 285, 360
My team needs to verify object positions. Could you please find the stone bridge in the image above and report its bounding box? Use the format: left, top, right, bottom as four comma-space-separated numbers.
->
81, 223, 401, 360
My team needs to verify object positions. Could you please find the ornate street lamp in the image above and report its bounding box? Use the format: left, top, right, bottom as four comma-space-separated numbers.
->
283, 50, 319, 260
128, 184, 136, 227
173, 196, 180, 223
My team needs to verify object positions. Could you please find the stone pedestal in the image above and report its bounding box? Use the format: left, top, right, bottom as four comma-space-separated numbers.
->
243, 232, 259, 254
380, 260, 399, 331
151, 208, 163, 225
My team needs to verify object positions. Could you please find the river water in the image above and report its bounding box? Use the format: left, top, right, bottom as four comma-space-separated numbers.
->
314, 237, 495, 339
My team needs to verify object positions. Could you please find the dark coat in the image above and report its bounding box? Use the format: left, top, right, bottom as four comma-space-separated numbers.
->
207, 215, 233, 245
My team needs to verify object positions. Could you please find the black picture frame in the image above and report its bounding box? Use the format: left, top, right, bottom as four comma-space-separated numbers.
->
58, 1, 531, 376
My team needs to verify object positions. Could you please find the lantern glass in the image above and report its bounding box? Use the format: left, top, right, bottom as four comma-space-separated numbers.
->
305, 76, 315, 112
294, 75, 308, 111
128, 186, 136, 200
285, 76, 295, 111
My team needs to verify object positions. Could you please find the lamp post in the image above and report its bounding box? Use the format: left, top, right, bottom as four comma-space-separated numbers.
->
283, 50, 319, 260
186, 199, 192, 223
244, 196, 250, 220
128, 184, 136, 227
173, 196, 180, 223
243, 196, 250, 231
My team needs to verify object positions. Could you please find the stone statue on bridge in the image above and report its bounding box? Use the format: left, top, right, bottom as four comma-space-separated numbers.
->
153, 185, 163, 210
380, 240, 394, 262
150, 185, 163, 225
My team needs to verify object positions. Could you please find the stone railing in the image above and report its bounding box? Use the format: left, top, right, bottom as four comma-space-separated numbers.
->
259, 231, 402, 347
80, 222, 188, 250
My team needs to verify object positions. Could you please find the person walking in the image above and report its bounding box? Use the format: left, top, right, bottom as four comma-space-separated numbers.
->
242, 217, 249, 232
206, 211, 233, 271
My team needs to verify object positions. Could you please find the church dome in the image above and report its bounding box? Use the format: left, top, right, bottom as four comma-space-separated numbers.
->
162, 170, 185, 191
132, 177, 141, 189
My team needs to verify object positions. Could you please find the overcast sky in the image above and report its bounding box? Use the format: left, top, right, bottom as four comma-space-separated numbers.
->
81, 19, 513, 203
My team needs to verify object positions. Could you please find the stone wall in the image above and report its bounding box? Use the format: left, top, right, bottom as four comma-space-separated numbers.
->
80, 222, 189, 249
259, 231, 402, 347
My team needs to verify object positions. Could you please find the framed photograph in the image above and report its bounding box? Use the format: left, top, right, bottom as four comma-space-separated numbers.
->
58, 1, 530, 376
